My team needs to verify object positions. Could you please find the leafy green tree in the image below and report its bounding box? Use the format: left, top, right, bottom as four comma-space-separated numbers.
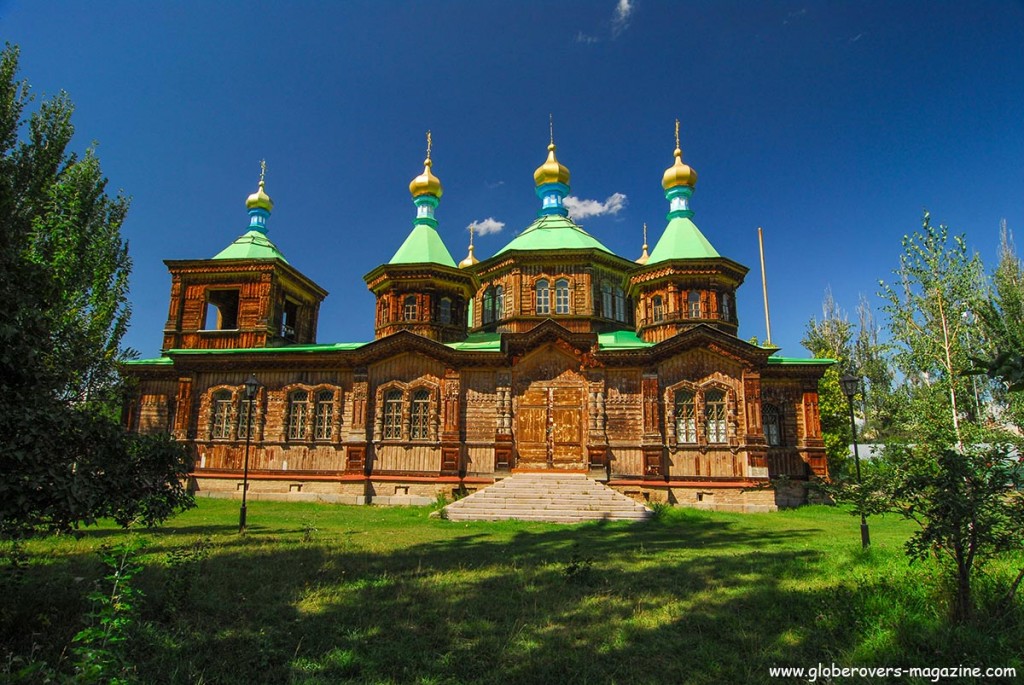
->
973, 222, 1024, 432
802, 288, 853, 477
0, 44, 192, 536
853, 295, 897, 440
879, 211, 985, 445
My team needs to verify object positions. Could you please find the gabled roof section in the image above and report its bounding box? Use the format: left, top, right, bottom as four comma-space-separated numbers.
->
389, 224, 457, 267
213, 230, 289, 263
646, 216, 719, 263
495, 214, 615, 256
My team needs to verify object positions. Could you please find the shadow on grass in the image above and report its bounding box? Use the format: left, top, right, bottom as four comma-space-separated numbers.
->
5, 507, 1019, 684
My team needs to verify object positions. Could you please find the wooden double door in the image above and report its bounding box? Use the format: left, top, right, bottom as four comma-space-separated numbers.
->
515, 385, 585, 469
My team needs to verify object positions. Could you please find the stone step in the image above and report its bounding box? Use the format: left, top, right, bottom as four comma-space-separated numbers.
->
443, 472, 652, 524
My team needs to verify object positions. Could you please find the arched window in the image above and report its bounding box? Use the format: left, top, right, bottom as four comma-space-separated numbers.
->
705, 389, 727, 443
688, 291, 702, 319
314, 390, 334, 440
287, 390, 309, 441
439, 297, 452, 324
404, 295, 418, 321
601, 282, 613, 318
555, 279, 570, 314
494, 285, 504, 321
614, 287, 626, 322
763, 404, 782, 446
652, 295, 664, 323
410, 389, 431, 440
535, 279, 550, 315
383, 390, 403, 439
482, 286, 495, 324
721, 292, 731, 321
675, 390, 697, 443
237, 393, 256, 440
211, 390, 233, 440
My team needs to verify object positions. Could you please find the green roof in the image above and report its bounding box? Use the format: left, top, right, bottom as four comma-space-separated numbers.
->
122, 356, 174, 366
646, 216, 719, 263
168, 342, 366, 355
446, 331, 503, 351
597, 330, 652, 349
389, 224, 457, 267
213, 230, 289, 262
495, 214, 615, 256
767, 356, 835, 365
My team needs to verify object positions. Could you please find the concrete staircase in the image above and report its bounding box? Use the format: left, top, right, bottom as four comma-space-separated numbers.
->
442, 472, 653, 523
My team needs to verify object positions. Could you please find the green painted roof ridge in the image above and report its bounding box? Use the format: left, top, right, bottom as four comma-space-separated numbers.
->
213, 230, 289, 263
389, 223, 457, 267
646, 216, 719, 263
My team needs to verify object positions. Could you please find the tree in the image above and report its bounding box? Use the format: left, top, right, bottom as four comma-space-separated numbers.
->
0, 44, 192, 536
972, 221, 1024, 434
852, 295, 897, 441
802, 288, 854, 477
879, 211, 985, 445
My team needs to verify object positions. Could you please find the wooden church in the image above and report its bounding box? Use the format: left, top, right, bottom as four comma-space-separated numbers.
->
124, 128, 829, 512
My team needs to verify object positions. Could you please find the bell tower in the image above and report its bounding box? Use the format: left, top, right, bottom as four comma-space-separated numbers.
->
162, 164, 328, 351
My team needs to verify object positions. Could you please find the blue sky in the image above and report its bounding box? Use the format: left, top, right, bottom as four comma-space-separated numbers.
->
3, 1, 1023, 358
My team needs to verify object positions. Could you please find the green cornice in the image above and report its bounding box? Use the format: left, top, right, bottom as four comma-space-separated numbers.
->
389, 224, 457, 267
646, 216, 719, 263
212, 230, 289, 263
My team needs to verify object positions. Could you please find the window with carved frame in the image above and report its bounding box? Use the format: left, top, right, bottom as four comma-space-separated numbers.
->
383, 390, 403, 439
535, 279, 550, 315
674, 390, 697, 442
763, 403, 782, 446
287, 390, 309, 441
688, 291, 702, 318
555, 279, 570, 314
705, 389, 727, 443
601, 281, 613, 318
237, 395, 256, 440
494, 285, 504, 321
211, 390, 233, 440
482, 286, 495, 324
410, 389, 431, 440
652, 295, 664, 322
721, 292, 731, 321
439, 296, 452, 324
614, 286, 626, 322
404, 295, 418, 321
314, 390, 334, 440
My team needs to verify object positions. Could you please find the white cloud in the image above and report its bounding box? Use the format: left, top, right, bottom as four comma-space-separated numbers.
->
468, 217, 505, 236
564, 192, 628, 219
575, 31, 600, 44
612, 0, 633, 37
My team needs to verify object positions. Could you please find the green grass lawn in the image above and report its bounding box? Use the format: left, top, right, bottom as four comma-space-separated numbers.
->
2, 500, 1022, 684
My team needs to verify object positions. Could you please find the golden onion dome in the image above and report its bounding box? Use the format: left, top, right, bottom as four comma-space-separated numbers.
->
246, 179, 273, 211
533, 143, 570, 187
662, 147, 697, 190
409, 158, 443, 198
459, 245, 479, 268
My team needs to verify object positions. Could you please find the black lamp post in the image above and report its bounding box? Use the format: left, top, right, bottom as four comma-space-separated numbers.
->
239, 373, 259, 534
839, 368, 870, 548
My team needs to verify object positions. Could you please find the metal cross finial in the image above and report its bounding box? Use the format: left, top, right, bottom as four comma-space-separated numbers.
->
426, 131, 432, 161
549, 114, 554, 146
468, 223, 475, 247
259, 159, 267, 185
675, 119, 680, 150
643, 222, 648, 245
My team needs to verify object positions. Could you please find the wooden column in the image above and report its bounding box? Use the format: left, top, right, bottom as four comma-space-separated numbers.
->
346, 368, 369, 474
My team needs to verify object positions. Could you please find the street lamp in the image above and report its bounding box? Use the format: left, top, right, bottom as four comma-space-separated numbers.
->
239, 373, 259, 534
840, 368, 870, 548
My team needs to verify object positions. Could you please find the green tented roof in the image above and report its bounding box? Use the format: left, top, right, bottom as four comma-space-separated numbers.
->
646, 216, 719, 263
389, 224, 457, 267
213, 230, 289, 262
495, 214, 615, 256
597, 330, 652, 349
